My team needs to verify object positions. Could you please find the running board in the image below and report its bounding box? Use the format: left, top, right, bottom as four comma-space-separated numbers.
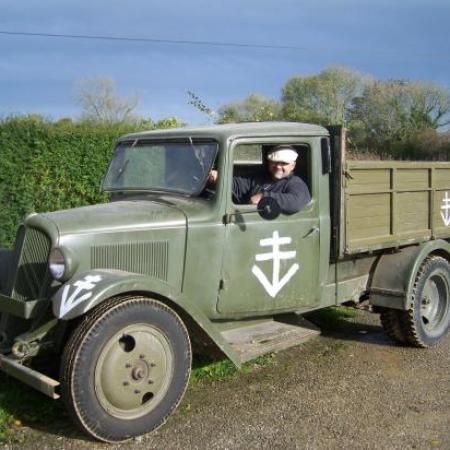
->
220, 315, 320, 364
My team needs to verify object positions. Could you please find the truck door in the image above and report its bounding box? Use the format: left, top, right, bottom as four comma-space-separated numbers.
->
217, 140, 321, 316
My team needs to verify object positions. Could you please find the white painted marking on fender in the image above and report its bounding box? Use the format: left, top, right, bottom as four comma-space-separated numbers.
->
58, 274, 102, 318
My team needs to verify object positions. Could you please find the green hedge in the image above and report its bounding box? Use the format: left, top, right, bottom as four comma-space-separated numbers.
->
0, 116, 181, 247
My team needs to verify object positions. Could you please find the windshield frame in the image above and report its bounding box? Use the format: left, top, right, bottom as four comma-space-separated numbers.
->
102, 137, 219, 197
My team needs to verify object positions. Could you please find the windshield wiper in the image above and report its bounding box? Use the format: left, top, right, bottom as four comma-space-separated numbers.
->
114, 138, 138, 182
188, 136, 206, 175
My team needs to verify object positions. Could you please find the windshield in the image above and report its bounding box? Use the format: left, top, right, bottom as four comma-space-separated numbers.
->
103, 139, 218, 195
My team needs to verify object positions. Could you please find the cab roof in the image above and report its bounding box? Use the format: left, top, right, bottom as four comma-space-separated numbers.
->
118, 121, 329, 143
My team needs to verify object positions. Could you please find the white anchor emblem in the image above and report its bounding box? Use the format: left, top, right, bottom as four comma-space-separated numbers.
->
441, 191, 450, 227
59, 274, 102, 318
252, 231, 299, 298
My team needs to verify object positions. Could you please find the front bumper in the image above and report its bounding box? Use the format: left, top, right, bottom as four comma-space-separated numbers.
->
0, 353, 59, 399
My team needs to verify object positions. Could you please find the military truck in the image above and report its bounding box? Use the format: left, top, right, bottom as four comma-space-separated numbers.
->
0, 122, 449, 442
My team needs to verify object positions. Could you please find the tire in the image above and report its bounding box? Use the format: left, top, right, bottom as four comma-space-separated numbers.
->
60, 296, 192, 442
399, 256, 450, 347
380, 309, 407, 344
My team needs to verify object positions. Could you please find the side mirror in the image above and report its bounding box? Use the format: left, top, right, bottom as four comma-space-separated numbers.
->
257, 197, 281, 221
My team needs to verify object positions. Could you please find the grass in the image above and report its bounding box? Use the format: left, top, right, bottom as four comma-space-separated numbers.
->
306, 305, 358, 332
0, 409, 14, 442
0, 373, 64, 443
191, 353, 275, 383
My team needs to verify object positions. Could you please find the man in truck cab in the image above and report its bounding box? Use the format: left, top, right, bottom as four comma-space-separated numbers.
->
209, 145, 311, 214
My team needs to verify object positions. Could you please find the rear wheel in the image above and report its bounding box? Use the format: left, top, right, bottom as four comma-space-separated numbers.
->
60, 296, 191, 442
399, 256, 450, 347
380, 309, 406, 344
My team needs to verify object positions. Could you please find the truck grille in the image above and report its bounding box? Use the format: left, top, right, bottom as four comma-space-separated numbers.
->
11, 227, 51, 301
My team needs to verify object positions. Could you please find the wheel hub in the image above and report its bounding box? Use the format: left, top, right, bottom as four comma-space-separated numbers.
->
94, 324, 174, 419
131, 361, 148, 381
420, 272, 450, 333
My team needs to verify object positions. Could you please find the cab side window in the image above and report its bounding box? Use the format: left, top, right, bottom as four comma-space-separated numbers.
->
233, 143, 311, 192
233, 144, 264, 178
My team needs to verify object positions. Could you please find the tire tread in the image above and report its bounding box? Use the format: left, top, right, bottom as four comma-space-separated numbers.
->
380, 309, 406, 344
398, 256, 450, 348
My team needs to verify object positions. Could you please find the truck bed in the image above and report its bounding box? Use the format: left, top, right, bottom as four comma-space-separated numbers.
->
343, 161, 450, 254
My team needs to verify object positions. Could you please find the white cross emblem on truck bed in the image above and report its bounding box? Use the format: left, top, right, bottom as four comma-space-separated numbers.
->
441, 191, 450, 227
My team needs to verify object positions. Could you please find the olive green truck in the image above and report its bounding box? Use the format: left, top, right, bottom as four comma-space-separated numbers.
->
0, 122, 449, 442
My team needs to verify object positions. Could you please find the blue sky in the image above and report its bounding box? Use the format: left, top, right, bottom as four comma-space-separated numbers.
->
1, 0, 450, 124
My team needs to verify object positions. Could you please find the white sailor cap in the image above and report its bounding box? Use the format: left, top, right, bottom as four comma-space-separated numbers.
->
267, 147, 298, 163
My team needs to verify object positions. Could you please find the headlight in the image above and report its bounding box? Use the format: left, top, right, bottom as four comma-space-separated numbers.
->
49, 248, 66, 280
49, 247, 78, 281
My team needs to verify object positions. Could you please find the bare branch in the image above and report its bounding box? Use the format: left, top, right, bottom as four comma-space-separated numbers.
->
74, 76, 141, 123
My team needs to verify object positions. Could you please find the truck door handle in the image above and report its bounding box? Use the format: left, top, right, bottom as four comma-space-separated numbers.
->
304, 226, 319, 238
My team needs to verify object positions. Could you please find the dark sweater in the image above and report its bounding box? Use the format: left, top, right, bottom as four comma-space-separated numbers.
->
232, 173, 311, 214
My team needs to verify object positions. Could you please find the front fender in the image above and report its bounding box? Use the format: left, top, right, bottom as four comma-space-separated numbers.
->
52, 269, 243, 367
52, 269, 178, 320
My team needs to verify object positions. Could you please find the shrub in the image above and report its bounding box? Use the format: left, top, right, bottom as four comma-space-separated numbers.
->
0, 116, 182, 247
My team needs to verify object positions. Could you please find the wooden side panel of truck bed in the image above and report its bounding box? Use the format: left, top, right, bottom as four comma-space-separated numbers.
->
344, 161, 450, 254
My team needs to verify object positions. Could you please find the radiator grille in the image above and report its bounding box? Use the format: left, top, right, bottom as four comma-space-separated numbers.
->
12, 227, 51, 301
91, 241, 169, 281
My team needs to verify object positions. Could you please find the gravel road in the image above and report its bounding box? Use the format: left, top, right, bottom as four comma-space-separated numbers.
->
3, 309, 450, 450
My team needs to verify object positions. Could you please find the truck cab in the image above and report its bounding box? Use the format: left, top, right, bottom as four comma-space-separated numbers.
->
85, 122, 330, 323
214, 130, 327, 316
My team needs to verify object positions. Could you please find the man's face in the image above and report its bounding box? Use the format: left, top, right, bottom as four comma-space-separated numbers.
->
268, 160, 296, 180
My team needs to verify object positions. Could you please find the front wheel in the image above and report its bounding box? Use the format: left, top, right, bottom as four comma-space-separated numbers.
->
60, 296, 191, 442
400, 256, 450, 347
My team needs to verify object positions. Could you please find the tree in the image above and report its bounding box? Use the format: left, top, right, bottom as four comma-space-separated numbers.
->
75, 76, 140, 124
281, 66, 369, 125
394, 128, 450, 160
217, 93, 281, 123
350, 81, 406, 152
408, 82, 450, 130
210, 65, 450, 159
351, 80, 450, 154
153, 117, 184, 129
